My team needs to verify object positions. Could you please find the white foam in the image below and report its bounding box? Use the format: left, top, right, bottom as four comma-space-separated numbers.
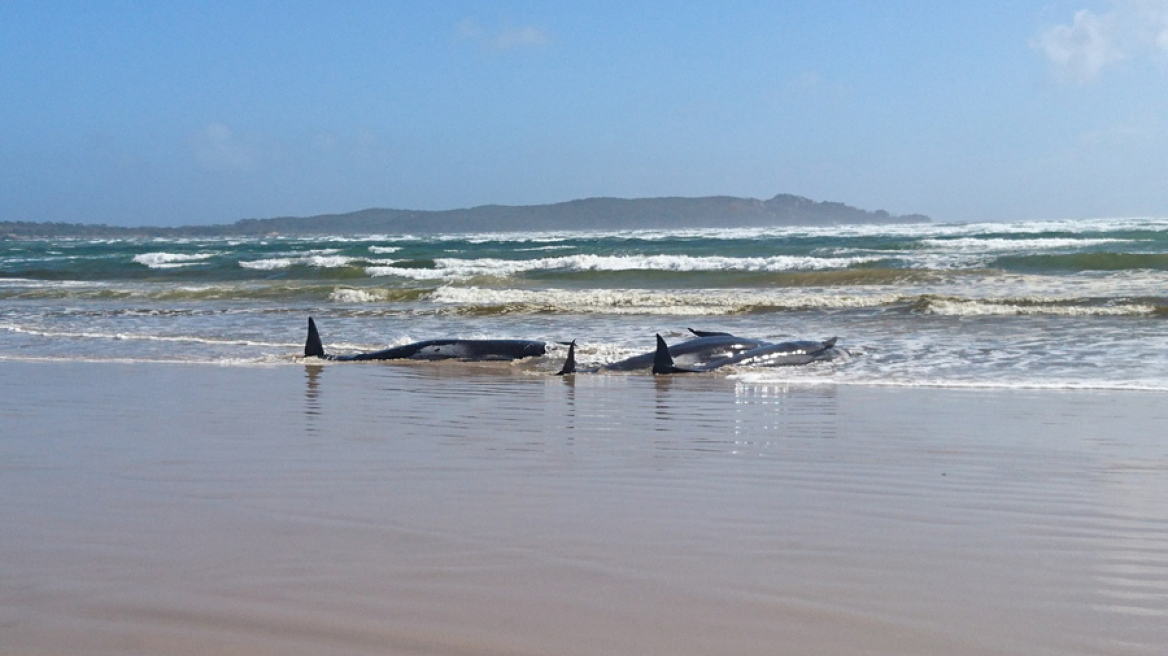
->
132, 252, 216, 268
0, 278, 104, 288
358, 215, 1164, 246
919, 237, 1134, 252
0, 323, 290, 347
314, 235, 397, 243
514, 245, 576, 252
240, 258, 295, 270
732, 371, 1168, 392
365, 265, 444, 279
427, 286, 906, 313
366, 253, 885, 281
239, 254, 359, 270
0, 354, 301, 366
329, 288, 390, 303
922, 298, 1158, 317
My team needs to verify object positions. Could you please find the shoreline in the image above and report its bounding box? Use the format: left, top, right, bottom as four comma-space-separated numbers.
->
2, 361, 1166, 655
4, 357, 1168, 393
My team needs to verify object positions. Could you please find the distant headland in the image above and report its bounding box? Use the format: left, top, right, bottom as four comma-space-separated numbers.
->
1, 193, 930, 239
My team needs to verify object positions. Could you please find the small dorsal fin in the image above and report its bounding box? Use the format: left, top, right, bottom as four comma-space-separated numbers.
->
688, 328, 733, 337
304, 317, 327, 358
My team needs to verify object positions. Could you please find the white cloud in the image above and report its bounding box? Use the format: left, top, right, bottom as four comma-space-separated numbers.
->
790, 70, 823, 92
190, 123, 259, 173
1035, 9, 1124, 82
456, 17, 485, 41
456, 18, 549, 52
1036, 1, 1168, 82
494, 25, 549, 50
1077, 119, 1157, 146
1135, 0, 1168, 51
311, 131, 339, 152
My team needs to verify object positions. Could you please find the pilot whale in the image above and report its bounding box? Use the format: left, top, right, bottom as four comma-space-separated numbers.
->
651, 333, 844, 374
304, 317, 547, 362
556, 328, 772, 374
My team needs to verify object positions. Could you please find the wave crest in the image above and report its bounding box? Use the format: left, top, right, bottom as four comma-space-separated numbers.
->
364, 254, 884, 281
132, 252, 216, 268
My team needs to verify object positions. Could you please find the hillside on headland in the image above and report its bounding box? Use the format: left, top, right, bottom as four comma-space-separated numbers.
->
2, 193, 930, 239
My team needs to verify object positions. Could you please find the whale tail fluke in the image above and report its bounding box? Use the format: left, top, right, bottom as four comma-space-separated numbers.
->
555, 340, 577, 375
305, 317, 327, 358
653, 334, 696, 375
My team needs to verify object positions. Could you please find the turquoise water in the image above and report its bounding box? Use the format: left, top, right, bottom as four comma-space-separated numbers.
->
3, 217, 1168, 389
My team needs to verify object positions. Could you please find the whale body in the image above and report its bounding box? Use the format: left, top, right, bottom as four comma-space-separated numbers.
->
556, 329, 842, 375
304, 317, 547, 362
651, 333, 844, 374
599, 332, 772, 371
557, 329, 769, 374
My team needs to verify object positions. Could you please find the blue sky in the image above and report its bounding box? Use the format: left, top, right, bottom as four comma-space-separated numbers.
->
2, 1, 1167, 226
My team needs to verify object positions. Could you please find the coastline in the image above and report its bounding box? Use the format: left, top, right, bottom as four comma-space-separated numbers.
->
2, 360, 1166, 655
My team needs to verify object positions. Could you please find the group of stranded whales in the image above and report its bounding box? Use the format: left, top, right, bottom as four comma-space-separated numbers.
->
303, 317, 846, 375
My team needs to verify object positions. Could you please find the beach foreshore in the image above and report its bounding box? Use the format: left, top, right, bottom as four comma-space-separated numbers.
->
2, 360, 1166, 655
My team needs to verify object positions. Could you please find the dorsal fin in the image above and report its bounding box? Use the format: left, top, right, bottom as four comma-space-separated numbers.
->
555, 340, 577, 375
652, 334, 695, 374
688, 328, 733, 338
652, 334, 672, 374
822, 336, 838, 349
654, 334, 699, 374
304, 317, 326, 358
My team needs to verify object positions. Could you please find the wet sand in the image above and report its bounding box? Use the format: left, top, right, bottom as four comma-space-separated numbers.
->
2, 360, 1167, 655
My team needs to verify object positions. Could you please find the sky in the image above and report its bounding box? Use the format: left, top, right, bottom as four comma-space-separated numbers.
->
2, 1, 1168, 227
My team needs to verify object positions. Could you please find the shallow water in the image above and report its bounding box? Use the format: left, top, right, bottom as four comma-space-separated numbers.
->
4, 217, 1168, 389
3, 361, 1166, 655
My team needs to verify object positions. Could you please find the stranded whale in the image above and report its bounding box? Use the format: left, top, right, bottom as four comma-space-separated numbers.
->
557, 329, 772, 374
650, 333, 844, 374
556, 329, 844, 375
304, 317, 547, 362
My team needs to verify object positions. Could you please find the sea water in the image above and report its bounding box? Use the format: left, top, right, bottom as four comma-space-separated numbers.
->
3, 216, 1168, 389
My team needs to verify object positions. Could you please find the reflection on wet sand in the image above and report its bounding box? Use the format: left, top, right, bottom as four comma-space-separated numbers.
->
303, 364, 323, 436
1091, 435, 1168, 620
733, 382, 838, 443
5, 362, 1167, 656
559, 373, 577, 435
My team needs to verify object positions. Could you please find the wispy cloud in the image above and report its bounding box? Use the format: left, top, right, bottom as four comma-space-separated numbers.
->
1077, 115, 1160, 146
456, 18, 550, 52
190, 123, 260, 173
790, 70, 824, 92
1035, 0, 1168, 82
1034, 9, 1125, 82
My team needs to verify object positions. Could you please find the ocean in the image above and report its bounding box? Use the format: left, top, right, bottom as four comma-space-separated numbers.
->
3, 216, 1168, 390
5, 218, 1168, 655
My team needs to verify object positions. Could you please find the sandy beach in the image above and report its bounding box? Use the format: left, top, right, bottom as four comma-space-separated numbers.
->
2, 360, 1166, 655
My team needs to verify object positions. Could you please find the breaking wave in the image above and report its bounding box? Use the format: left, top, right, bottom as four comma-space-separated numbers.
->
132, 252, 217, 268
425, 286, 903, 315
365, 254, 886, 281
918, 237, 1134, 252
241, 254, 364, 270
